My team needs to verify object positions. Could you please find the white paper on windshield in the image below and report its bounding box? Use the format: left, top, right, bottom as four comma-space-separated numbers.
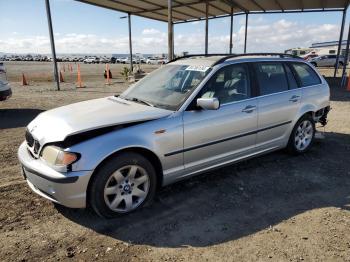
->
185, 65, 210, 72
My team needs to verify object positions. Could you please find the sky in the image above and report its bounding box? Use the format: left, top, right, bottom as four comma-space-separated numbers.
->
0, 0, 349, 55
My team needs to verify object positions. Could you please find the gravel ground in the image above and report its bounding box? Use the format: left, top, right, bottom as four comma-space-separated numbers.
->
1, 62, 350, 261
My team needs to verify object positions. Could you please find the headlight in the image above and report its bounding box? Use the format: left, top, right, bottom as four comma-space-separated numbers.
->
41, 146, 78, 166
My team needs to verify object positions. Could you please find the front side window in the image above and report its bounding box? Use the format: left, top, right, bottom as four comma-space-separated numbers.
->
290, 63, 321, 87
121, 64, 211, 110
199, 64, 251, 104
255, 62, 289, 95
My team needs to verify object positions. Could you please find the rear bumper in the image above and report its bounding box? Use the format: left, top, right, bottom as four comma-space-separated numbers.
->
0, 87, 12, 101
18, 142, 93, 208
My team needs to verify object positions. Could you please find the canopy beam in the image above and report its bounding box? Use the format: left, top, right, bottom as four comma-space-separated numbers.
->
205, 2, 209, 54
168, 0, 174, 60
128, 13, 133, 73
229, 6, 233, 54
341, 22, 350, 88
244, 13, 248, 53
334, 7, 347, 77
45, 0, 60, 91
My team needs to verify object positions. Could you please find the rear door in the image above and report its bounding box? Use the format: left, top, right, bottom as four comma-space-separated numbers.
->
254, 62, 301, 148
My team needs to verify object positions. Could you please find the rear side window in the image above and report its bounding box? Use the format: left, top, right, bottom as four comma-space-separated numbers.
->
291, 63, 321, 87
255, 62, 289, 95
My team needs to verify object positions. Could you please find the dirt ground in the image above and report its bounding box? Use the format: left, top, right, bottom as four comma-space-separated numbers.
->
1, 62, 350, 261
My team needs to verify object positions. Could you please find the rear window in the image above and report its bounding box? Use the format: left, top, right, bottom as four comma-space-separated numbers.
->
255, 62, 289, 95
291, 63, 321, 87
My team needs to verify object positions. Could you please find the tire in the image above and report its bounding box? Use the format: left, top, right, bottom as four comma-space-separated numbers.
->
89, 152, 157, 218
287, 114, 315, 155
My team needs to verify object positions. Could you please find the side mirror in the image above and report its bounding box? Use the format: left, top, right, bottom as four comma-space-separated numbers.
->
197, 97, 220, 110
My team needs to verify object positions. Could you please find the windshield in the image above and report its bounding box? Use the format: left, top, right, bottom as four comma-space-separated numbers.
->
120, 64, 211, 110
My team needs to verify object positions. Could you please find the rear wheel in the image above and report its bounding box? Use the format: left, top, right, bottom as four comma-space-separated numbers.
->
287, 115, 315, 154
89, 152, 157, 218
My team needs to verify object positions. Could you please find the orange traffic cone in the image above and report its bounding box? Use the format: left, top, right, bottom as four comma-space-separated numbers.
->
59, 70, 64, 83
76, 64, 84, 88
21, 73, 28, 86
105, 64, 111, 85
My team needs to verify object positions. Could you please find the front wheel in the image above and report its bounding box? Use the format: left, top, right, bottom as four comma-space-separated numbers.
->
287, 115, 315, 154
89, 152, 157, 218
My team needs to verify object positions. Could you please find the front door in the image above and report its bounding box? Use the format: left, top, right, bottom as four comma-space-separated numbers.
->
182, 63, 258, 173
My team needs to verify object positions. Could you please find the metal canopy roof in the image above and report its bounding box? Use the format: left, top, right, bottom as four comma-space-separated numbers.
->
77, 0, 349, 23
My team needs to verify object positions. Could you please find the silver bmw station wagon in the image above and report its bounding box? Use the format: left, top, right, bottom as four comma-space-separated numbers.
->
18, 53, 330, 217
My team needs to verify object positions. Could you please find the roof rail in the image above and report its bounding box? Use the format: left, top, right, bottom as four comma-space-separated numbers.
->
167, 53, 230, 64
212, 53, 302, 66
167, 53, 302, 66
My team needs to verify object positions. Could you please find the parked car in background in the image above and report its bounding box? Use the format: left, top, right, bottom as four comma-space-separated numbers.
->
110, 57, 117, 64
99, 57, 109, 63
19, 53, 330, 217
303, 53, 318, 61
146, 57, 159, 64
309, 54, 347, 67
157, 58, 168, 64
0, 62, 12, 101
83, 57, 99, 64
119, 57, 129, 64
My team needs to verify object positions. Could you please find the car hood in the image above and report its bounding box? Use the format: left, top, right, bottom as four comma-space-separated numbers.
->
27, 96, 173, 145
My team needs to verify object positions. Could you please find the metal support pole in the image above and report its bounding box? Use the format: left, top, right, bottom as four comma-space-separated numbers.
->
168, 0, 174, 60
334, 8, 347, 77
128, 13, 133, 73
341, 23, 350, 88
45, 0, 59, 91
244, 13, 248, 54
205, 2, 209, 54
229, 7, 233, 54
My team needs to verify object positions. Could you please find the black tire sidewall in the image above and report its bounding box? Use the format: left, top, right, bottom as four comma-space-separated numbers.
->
287, 115, 315, 154
89, 152, 157, 218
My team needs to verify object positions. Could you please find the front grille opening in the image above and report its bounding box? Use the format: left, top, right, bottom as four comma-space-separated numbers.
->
25, 130, 34, 147
33, 140, 40, 154
25, 130, 41, 157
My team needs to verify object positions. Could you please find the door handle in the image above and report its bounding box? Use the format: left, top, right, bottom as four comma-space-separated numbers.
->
242, 105, 256, 113
289, 95, 300, 102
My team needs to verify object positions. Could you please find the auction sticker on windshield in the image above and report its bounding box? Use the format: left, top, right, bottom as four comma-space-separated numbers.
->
185, 65, 210, 72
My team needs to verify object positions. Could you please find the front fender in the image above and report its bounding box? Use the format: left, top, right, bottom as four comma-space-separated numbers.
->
68, 114, 183, 173
69, 127, 160, 171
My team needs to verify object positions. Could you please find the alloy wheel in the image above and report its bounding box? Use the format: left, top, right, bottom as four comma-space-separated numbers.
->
103, 165, 150, 213
295, 120, 314, 151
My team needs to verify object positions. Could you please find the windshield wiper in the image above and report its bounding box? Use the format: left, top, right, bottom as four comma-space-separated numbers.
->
122, 97, 154, 107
